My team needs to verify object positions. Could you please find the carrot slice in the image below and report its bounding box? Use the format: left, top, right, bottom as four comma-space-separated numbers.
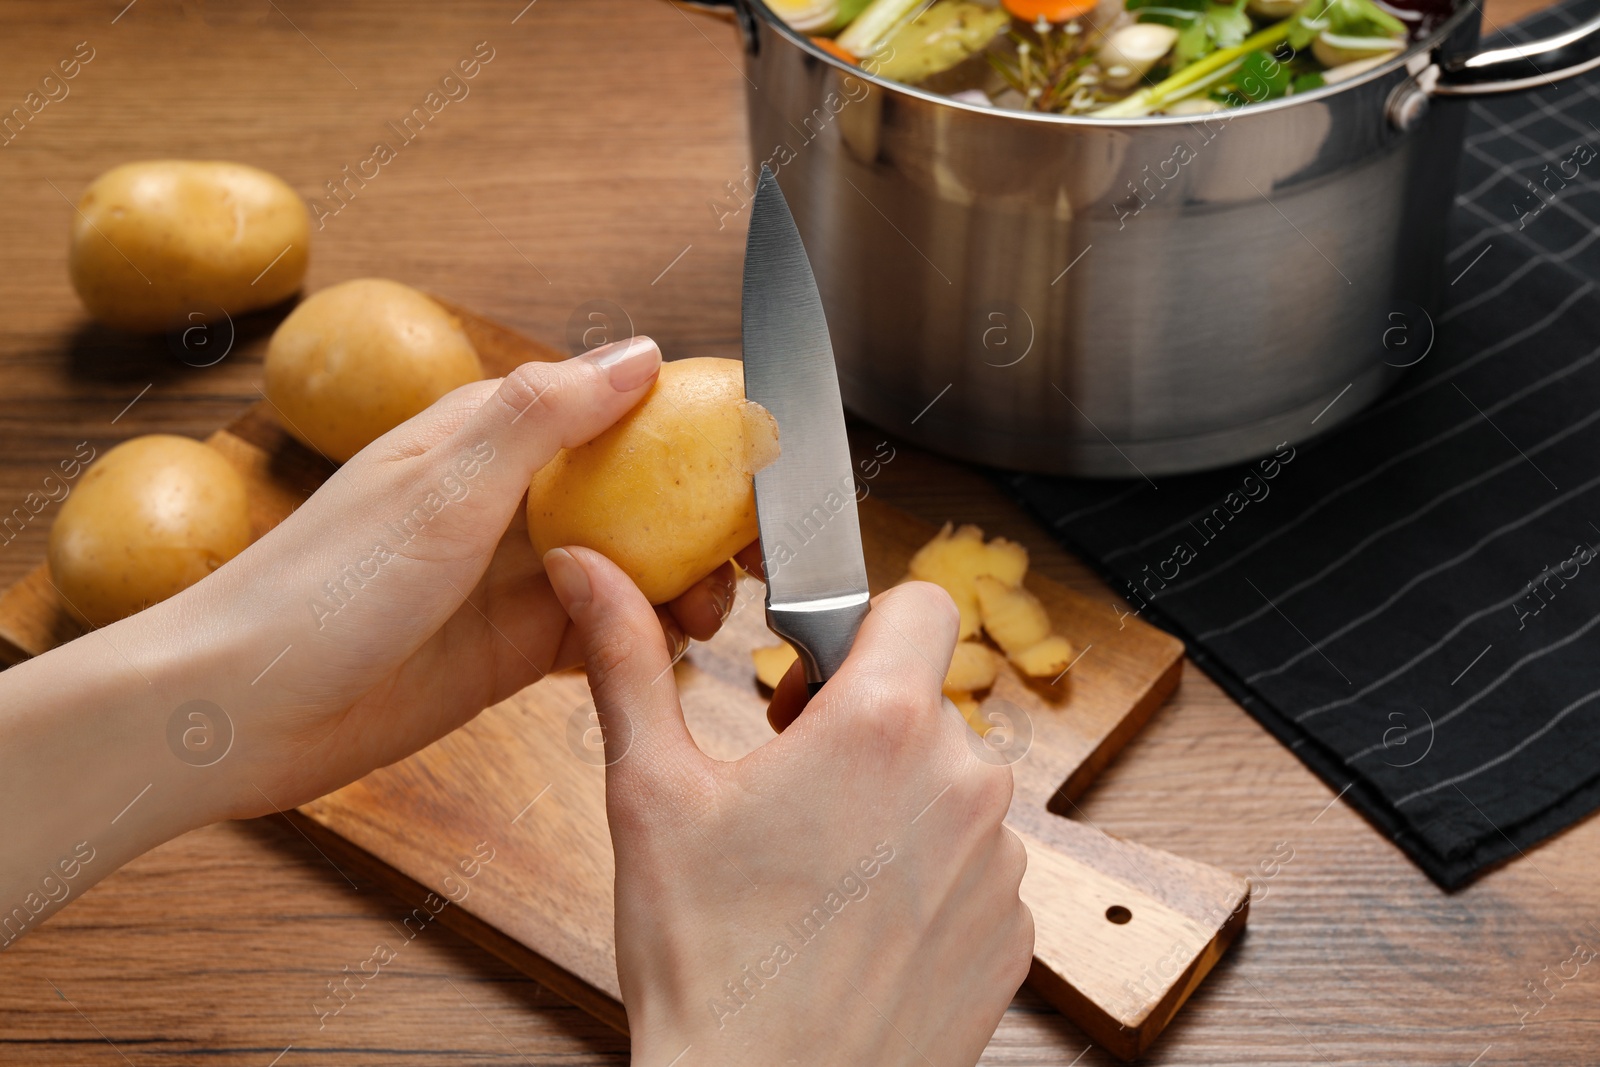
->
1002, 0, 1098, 20
810, 35, 859, 63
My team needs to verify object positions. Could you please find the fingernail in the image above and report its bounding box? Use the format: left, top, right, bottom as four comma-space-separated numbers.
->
667, 623, 690, 663
543, 548, 592, 612
581, 335, 660, 392
710, 577, 735, 622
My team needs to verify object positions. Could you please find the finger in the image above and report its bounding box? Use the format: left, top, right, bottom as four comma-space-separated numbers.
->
734, 540, 764, 581
769, 581, 958, 735
542, 545, 704, 781
665, 562, 737, 642
442, 336, 661, 503
766, 657, 810, 733
845, 580, 959, 689
797, 581, 960, 730
359, 378, 504, 462
655, 606, 690, 664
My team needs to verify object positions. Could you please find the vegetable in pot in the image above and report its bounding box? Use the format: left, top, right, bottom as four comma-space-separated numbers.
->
1311, 30, 1404, 65
1098, 23, 1180, 88
769, 0, 875, 32
1001, 0, 1100, 19
1171, 2, 1254, 66
1095, 0, 1406, 115
836, 0, 928, 56
870, 1, 1012, 83
787, 0, 1420, 115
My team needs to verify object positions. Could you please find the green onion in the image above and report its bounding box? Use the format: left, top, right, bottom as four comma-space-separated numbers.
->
1092, 15, 1297, 115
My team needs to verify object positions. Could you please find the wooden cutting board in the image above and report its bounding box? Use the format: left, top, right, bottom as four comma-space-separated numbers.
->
0, 304, 1248, 1061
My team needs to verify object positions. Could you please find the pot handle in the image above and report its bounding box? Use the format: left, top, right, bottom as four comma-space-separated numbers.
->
674, 0, 760, 52
1433, 9, 1600, 95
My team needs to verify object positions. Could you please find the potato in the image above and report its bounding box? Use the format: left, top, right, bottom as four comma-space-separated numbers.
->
944, 639, 1000, 692
69, 160, 310, 332
973, 575, 1052, 655
263, 278, 485, 463
1010, 634, 1078, 679
752, 642, 799, 689
528, 357, 779, 605
48, 435, 251, 627
907, 522, 1029, 639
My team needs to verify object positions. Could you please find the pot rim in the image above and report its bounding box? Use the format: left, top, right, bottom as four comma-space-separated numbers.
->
742, 0, 1476, 126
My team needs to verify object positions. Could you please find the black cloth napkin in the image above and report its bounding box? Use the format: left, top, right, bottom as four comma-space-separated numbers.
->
1001, 0, 1600, 889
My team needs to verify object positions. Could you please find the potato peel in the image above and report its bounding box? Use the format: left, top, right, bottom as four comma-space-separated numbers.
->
739, 400, 781, 477
896, 522, 1079, 729
752, 642, 799, 690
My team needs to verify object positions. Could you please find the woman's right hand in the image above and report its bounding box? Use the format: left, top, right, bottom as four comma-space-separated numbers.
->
543, 547, 1034, 1066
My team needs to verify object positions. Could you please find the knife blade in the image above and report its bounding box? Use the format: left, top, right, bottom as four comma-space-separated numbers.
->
742, 166, 870, 691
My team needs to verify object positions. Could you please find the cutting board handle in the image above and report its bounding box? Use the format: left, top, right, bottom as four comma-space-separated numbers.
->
1012, 821, 1249, 1061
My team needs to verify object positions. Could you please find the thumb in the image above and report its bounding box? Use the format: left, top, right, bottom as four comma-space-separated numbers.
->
542, 545, 706, 794
443, 336, 661, 502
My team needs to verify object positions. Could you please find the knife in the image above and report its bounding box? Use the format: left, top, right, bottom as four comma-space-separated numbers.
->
742, 167, 871, 694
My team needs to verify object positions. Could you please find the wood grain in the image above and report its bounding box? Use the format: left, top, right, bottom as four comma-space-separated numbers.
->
2, 0, 1594, 1065
1016, 825, 1245, 1060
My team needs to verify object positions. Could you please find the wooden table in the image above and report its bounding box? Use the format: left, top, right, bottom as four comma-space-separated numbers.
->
1, 1, 1593, 1064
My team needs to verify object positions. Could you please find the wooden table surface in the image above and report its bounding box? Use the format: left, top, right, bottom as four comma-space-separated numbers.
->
2, 1, 1594, 1064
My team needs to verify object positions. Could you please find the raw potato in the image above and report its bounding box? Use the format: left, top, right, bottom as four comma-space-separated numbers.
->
48, 435, 251, 627
1010, 634, 1077, 679
973, 575, 1051, 655
907, 522, 1029, 639
69, 160, 310, 332
944, 640, 1000, 692
264, 279, 485, 463
528, 357, 780, 605
752, 642, 799, 689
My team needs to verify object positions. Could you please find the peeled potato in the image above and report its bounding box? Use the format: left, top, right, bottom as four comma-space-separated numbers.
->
974, 575, 1052, 656
528, 357, 779, 605
944, 639, 1000, 692
752, 642, 799, 689
263, 278, 485, 463
1010, 634, 1078, 679
48, 435, 251, 627
69, 160, 310, 332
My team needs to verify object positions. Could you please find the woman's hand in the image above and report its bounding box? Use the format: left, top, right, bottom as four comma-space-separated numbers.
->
0, 337, 753, 917
188, 335, 766, 817
2, 331, 1030, 1065
545, 547, 1034, 1066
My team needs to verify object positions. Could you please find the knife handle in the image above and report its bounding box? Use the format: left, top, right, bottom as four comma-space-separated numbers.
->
767, 592, 872, 695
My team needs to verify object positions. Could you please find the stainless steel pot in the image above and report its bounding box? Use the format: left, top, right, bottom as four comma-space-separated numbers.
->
697, 0, 1600, 475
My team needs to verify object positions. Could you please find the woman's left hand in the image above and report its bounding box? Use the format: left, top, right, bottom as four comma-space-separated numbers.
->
150, 335, 751, 818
